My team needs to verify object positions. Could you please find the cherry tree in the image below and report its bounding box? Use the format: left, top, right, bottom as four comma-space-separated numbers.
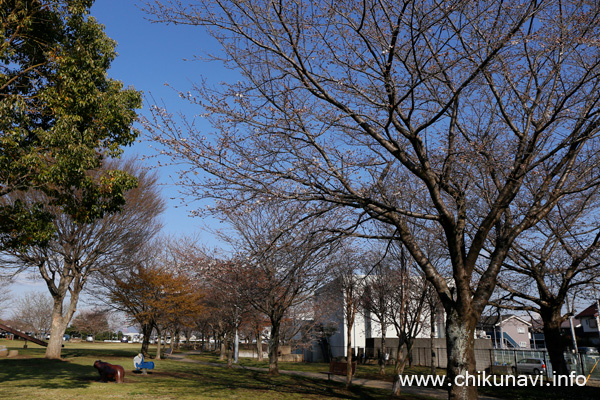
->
144, 1, 600, 398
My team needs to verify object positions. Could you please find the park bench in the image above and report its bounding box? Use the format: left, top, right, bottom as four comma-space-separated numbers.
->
133, 353, 155, 374
321, 361, 357, 380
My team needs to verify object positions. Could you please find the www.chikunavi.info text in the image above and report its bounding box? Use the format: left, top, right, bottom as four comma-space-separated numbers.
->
399, 371, 588, 387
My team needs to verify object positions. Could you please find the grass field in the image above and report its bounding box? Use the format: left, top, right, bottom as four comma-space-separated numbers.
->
186, 352, 600, 400
186, 352, 440, 383
2, 339, 600, 400
0, 339, 419, 400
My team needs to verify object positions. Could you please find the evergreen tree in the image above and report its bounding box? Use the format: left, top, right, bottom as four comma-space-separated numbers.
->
0, 0, 141, 248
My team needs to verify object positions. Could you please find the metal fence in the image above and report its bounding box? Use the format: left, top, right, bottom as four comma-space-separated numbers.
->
493, 349, 600, 379
328, 345, 600, 380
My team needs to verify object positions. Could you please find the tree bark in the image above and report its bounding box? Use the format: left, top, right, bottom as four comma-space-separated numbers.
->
174, 328, 180, 350
446, 307, 477, 400
140, 323, 153, 357
268, 318, 281, 375
391, 335, 409, 397
345, 305, 356, 388
46, 313, 68, 359
256, 329, 263, 361
219, 334, 226, 360
156, 330, 162, 360
379, 326, 387, 375
226, 334, 234, 368
431, 308, 437, 376
541, 307, 568, 376
45, 288, 79, 359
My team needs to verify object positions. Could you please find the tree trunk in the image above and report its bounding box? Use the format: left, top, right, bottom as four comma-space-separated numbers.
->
46, 313, 68, 359
391, 336, 408, 397
256, 329, 263, 361
346, 313, 355, 388
45, 291, 79, 359
344, 286, 357, 389
379, 327, 387, 375
140, 323, 153, 357
174, 329, 180, 350
430, 308, 437, 375
392, 339, 406, 397
226, 334, 234, 368
219, 333, 226, 361
268, 319, 281, 375
541, 307, 568, 376
446, 307, 478, 400
156, 331, 162, 360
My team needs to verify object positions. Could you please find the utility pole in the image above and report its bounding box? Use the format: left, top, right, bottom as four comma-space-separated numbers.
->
566, 296, 578, 354
594, 286, 600, 341
234, 305, 240, 363
234, 327, 239, 363
596, 297, 600, 341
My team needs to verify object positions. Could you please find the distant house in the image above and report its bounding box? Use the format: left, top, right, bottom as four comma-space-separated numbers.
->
477, 315, 532, 349
560, 317, 583, 338
575, 302, 600, 345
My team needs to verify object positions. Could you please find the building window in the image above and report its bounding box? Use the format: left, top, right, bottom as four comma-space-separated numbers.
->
517, 327, 525, 334
520, 341, 527, 348
589, 319, 598, 329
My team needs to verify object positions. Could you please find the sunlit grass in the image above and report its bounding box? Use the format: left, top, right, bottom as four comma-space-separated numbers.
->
187, 352, 444, 383
3, 340, 599, 399
0, 339, 411, 400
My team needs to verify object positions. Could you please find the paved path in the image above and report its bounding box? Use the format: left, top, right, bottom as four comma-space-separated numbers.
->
168, 352, 499, 400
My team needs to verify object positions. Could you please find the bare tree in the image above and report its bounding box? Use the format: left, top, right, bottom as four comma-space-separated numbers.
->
240, 307, 268, 361
1, 159, 165, 358
361, 259, 394, 376
11, 291, 53, 339
215, 199, 341, 375
71, 309, 110, 341
326, 244, 365, 388
487, 194, 600, 376
384, 247, 435, 396
143, 1, 600, 398
203, 262, 244, 367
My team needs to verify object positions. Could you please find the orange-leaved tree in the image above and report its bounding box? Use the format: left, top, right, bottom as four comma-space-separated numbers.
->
97, 243, 204, 358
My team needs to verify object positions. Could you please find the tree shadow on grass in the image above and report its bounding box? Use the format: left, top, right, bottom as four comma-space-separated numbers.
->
0, 358, 96, 389
61, 348, 139, 359
153, 364, 390, 399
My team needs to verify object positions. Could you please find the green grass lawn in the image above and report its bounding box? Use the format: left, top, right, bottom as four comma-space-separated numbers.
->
186, 352, 440, 383
3, 340, 599, 400
186, 351, 600, 400
0, 339, 428, 400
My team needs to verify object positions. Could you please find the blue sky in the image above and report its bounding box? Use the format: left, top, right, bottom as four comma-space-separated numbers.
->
4, 0, 226, 315
91, 0, 221, 238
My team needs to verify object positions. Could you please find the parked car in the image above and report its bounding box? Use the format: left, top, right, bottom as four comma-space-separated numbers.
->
579, 347, 599, 358
121, 336, 129, 343
512, 358, 546, 375
86, 335, 94, 342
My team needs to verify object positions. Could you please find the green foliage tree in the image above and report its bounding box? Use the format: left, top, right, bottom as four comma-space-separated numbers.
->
0, 0, 141, 248
1, 159, 165, 359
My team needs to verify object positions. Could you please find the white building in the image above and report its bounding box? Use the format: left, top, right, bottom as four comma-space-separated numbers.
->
312, 276, 445, 361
